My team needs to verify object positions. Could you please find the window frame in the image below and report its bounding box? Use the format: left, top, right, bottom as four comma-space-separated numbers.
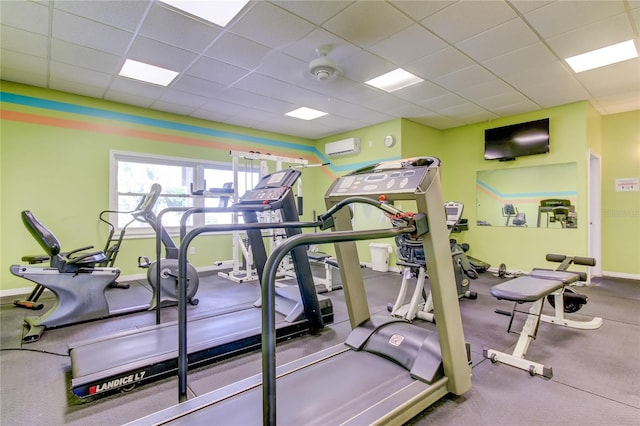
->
109, 150, 242, 237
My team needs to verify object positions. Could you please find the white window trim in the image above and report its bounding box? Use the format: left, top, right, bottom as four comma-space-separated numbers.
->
109, 150, 237, 237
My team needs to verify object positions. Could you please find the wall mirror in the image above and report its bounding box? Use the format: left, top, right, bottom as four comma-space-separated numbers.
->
476, 163, 578, 229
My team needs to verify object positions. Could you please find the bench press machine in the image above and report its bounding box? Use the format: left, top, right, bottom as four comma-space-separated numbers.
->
483, 255, 602, 378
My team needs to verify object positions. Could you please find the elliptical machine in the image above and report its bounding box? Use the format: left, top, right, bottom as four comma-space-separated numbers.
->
388, 201, 477, 322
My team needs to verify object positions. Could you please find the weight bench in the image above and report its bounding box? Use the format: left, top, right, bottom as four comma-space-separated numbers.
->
483, 268, 602, 378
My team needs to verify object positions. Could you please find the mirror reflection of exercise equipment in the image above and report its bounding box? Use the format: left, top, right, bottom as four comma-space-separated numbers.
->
135, 157, 471, 425
503, 203, 527, 226
537, 199, 577, 228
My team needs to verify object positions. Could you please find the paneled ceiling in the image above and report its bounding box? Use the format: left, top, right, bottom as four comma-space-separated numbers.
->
1, 0, 639, 139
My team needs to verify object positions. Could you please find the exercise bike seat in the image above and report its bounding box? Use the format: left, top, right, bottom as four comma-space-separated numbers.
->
21, 210, 106, 273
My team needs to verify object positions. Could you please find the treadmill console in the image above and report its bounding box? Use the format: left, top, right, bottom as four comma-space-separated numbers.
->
238, 169, 300, 204
326, 157, 440, 197
444, 201, 463, 228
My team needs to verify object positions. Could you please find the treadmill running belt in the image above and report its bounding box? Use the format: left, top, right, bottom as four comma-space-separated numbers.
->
163, 350, 424, 426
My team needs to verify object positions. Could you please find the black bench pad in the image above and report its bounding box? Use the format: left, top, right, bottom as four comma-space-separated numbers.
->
490, 276, 564, 302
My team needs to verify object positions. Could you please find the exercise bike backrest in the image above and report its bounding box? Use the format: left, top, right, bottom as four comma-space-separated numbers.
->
21, 210, 106, 273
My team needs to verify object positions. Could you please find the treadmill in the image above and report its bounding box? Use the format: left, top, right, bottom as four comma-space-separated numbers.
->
68, 169, 333, 399
128, 156, 472, 425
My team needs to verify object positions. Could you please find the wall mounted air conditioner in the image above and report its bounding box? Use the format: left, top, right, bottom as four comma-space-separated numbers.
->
325, 138, 361, 157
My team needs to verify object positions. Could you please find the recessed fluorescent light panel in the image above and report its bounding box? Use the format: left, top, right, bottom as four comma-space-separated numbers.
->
565, 40, 638, 73
161, 0, 250, 27
365, 68, 424, 92
119, 59, 179, 86
285, 107, 328, 120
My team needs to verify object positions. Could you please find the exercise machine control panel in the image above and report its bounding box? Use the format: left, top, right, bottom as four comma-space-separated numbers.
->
327, 157, 439, 197
238, 169, 300, 204
444, 201, 464, 228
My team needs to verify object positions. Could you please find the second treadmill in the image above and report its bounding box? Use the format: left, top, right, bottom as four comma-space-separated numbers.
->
68, 168, 332, 398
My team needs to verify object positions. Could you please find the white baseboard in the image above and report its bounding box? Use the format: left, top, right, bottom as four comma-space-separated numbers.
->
602, 271, 640, 281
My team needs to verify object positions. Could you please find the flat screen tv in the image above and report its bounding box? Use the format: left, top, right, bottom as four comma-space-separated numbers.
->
484, 118, 550, 161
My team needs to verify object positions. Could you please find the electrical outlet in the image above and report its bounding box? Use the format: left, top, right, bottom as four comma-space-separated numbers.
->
190, 247, 196, 255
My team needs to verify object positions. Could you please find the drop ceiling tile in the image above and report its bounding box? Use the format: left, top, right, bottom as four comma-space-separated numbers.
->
50, 61, 113, 88
52, 9, 133, 56
369, 24, 448, 66
418, 92, 467, 111
389, 1, 455, 21
500, 61, 575, 89
150, 99, 198, 116
229, 1, 315, 49
128, 36, 199, 72
385, 102, 436, 119
573, 59, 640, 97
482, 42, 558, 79
109, 76, 167, 98
184, 56, 249, 86
205, 33, 271, 69
524, 1, 626, 38
105, 89, 156, 108
474, 90, 539, 112
171, 75, 227, 98
406, 47, 475, 81
192, 100, 250, 122
1, 26, 48, 57
217, 88, 297, 115
255, 51, 308, 84
545, 13, 636, 58
0, 0, 49, 34
50, 79, 108, 99
489, 98, 541, 117
454, 78, 514, 103
140, 2, 221, 53
54, 0, 150, 32
433, 65, 496, 92
0, 64, 48, 87
322, 1, 413, 48
270, 0, 352, 25
421, 1, 516, 44
0, 49, 48, 78
456, 18, 539, 63
597, 91, 640, 114
392, 81, 450, 103
518, 72, 590, 108
51, 39, 122, 74
157, 89, 209, 110
509, 1, 554, 14
410, 114, 465, 130
340, 49, 396, 82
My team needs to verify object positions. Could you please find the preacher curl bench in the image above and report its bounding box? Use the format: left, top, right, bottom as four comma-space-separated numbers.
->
483, 254, 602, 378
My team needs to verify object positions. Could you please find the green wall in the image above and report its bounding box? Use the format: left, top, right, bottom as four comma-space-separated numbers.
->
399, 103, 591, 273
1, 81, 638, 294
601, 110, 640, 275
0, 81, 320, 291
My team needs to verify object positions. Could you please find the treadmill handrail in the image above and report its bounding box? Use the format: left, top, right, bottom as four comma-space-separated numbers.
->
260, 225, 416, 426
